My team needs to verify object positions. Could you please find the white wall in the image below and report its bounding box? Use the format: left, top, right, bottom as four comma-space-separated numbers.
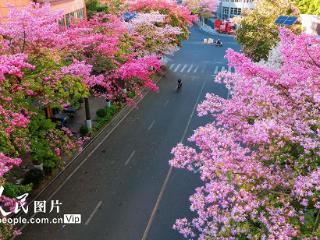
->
221, 0, 255, 9
218, 0, 255, 19
301, 14, 320, 35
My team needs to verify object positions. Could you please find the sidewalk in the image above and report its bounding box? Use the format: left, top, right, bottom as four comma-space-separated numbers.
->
66, 96, 107, 134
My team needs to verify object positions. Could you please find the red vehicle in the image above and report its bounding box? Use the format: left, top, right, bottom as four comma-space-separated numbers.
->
214, 19, 235, 34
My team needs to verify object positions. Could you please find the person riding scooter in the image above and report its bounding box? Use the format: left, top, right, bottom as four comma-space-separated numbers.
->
177, 79, 182, 91
215, 39, 223, 47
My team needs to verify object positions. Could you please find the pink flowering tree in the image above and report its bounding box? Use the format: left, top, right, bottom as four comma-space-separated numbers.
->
170, 29, 320, 239
0, 54, 32, 157
183, 0, 218, 18
0, 3, 63, 54
128, 11, 182, 55
0, 56, 34, 239
129, 0, 197, 42
64, 13, 162, 103
0, 4, 94, 172
0, 3, 92, 107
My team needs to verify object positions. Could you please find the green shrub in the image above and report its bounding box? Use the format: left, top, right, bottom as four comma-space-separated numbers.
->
79, 125, 89, 136
96, 108, 107, 118
92, 55, 114, 74
43, 152, 61, 172
23, 169, 44, 186
3, 182, 32, 198
127, 91, 136, 99
86, 0, 109, 18
0, 222, 14, 240
30, 138, 60, 169
93, 105, 120, 131
106, 105, 117, 116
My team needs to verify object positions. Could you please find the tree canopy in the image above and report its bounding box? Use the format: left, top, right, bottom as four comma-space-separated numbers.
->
295, 0, 320, 15
171, 28, 320, 239
236, 0, 300, 62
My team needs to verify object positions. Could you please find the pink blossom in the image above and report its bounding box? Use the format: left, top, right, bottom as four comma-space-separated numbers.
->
170, 29, 320, 238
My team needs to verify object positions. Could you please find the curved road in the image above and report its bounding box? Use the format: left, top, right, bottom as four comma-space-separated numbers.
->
18, 27, 239, 240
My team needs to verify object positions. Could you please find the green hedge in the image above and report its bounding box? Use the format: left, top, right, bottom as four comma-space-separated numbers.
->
3, 182, 32, 198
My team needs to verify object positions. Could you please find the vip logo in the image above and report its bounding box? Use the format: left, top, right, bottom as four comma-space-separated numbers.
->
64, 214, 81, 224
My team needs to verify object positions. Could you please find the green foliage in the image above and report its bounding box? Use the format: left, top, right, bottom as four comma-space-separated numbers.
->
236, 0, 300, 61
94, 104, 119, 130
86, 0, 127, 16
0, 129, 18, 156
26, 52, 89, 108
0, 222, 14, 240
86, 0, 109, 18
91, 54, 115, 75
29, 113, 56, 134
79, 125, 89, 136
30, 138, 60, 169
127, 91, 136, 99
96, 108, 107, 118
295, 0, 320, 15
3, 182, 32, 198
28, 114, 61, 170
23, 169, 44, 186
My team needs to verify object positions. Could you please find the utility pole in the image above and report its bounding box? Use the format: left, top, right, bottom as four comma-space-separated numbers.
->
84, 97, 92, 129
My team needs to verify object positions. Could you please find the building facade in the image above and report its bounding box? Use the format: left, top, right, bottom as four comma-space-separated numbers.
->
217, 0, 255, 19
0, 0, 87, 24
301, 14, 320, 36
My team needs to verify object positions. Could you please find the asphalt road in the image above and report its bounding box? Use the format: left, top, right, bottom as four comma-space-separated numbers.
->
18, 27, 240, 240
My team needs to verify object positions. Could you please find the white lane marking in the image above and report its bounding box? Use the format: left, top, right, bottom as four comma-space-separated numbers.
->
214, 66, 219, 74
141, 75, 208, 240
174, 64, 181, 72
187, 64, 193, 73
193, 65, 199, 73
125, 150, 136, 166
169, 64, 175, 70
147, 120, 155, 131
164, 99, 169, 107
221, 66, 226, 72
180, 64, 187, 73
85, 201, 102, 225
228, 66, 232, 72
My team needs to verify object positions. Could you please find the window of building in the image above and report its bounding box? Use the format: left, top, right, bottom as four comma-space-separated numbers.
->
60, 8, 85, 27
223, 7, 229, 19
223, 7, 229, 15
75, 8, 84, 19
230, 7, 241, 16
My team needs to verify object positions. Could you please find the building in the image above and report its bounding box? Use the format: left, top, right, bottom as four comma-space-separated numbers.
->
0, 0, 87, 24
301, 14, 320, 36
217, 0, 255, 19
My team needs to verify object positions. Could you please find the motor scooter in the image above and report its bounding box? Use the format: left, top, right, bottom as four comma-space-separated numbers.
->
215, 41, 223, 47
